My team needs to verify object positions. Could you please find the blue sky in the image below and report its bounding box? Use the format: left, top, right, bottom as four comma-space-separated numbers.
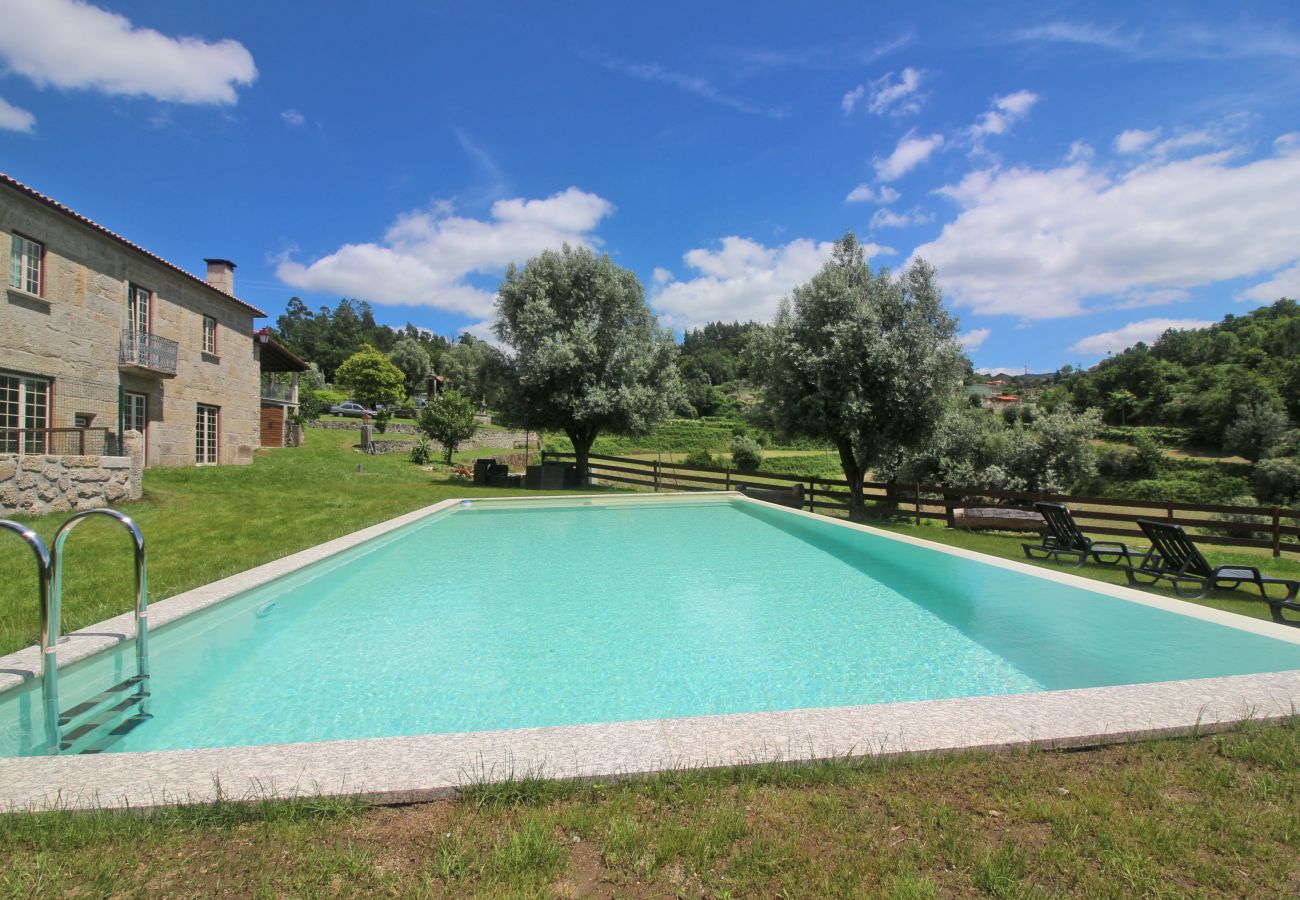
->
2, 0, 1299, 373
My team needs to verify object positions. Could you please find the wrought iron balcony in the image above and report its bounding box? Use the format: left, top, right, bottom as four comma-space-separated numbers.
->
119, 331, 178, 376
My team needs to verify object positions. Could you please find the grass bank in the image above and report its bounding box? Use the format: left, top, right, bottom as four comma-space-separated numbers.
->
2, 719, 1298, 895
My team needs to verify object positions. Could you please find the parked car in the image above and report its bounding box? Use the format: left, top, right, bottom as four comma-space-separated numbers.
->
329, 401, 375, 418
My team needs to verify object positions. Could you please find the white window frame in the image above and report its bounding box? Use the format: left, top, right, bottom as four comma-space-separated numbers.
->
202, 315, 218, 354
196, 404, 219, 465
0, 371, 50, 455
9, 233, 43, 296
128, 284, 151, 336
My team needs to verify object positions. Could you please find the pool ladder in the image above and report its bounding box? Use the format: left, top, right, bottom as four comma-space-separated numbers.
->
0, 508, 150, 755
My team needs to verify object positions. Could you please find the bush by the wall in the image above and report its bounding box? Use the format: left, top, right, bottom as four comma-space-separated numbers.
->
1251, 457, 1300, 506
682, 448, 716, 468
730, 435, 764, 471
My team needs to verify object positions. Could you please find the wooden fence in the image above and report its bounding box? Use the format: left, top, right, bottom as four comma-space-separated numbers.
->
540, 451, 1300, 558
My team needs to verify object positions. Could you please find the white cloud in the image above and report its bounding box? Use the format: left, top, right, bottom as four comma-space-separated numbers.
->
977, 366, 1027, 376
1009, 19, 1300, 60
1276, 133, 1300, 154
277, 187, 615, 316
1107, 288, 1191, 310
280, 109, 305, 127
1114, 127, 1160, 154
592, 54, 784, 118
652, 266, 674, 285
960, 328, 991, 350
969, 90, 1039, 139
866, 67, 924, 115
1068, 318, 1214, 356
844, 183, 900, 204
913, 145, 1300, 319
0, 0, 256, 104
0, 96, 34, 132
870, 207, 933, 228
650, 236, 893, 331
1236, 262, 1300, 304
1011, 22, 1135, 52
840, 84, 865, 114
1066, 140, 1095, 162
874, 131, 945, 181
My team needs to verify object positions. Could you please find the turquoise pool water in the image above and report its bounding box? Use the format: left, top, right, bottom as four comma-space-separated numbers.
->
3, 496, 1300, 756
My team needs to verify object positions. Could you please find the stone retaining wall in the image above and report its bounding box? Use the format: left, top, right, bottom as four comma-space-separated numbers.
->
0, 453, 142, 515
312, 421, 532, 453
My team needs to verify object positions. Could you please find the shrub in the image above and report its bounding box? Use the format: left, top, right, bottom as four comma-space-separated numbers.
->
373, 408, 392, 434
682, 448, 716, 468
1251, 457, 1300, 506
730, 435, 763, 471
1223, 401, 1290, 461
409, 437, 433, 465
1097, 445, 1140, 477
1206, 495, 1272, 541
417, 389, 478, 464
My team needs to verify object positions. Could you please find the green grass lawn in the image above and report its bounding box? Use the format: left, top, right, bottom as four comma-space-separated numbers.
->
0, 429, 532, 656
2, 718, 1298, 896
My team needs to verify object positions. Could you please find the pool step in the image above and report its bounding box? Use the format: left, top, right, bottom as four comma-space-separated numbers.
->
57, 675, 151, 754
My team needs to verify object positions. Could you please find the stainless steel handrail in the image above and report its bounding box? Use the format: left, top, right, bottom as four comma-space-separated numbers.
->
0, 520, 58, 752
51, 508, 150, 723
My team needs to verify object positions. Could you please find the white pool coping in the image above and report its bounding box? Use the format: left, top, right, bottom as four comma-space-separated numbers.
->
2, 491, 1298, 811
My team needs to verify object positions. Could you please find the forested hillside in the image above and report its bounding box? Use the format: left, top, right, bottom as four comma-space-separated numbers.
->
1062, 299, 1300, 449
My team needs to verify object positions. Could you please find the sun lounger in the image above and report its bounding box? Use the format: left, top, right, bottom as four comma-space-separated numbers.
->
1126, 519, 1300, 624
1021, 502, 1134, 567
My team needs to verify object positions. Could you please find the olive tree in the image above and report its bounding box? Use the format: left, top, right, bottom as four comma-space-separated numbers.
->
493, 245, 682, 481
751, 232, 966, 518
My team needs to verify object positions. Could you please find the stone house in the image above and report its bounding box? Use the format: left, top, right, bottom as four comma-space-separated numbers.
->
0, 172, 302, 467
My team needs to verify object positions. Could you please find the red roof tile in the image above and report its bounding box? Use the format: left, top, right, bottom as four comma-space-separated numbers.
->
0, 172, 266, 317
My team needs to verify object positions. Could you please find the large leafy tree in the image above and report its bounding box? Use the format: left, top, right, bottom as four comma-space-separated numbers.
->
493, 245, 682, 481
388, 338, 432, 399
335, 344, 407, 410
751, 232, 966, 518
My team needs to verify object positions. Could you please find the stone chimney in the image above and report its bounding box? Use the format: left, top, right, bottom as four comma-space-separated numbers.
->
204, 258, 237, 294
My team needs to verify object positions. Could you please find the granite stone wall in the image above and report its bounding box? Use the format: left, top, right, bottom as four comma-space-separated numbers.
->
0, 453, 142, 515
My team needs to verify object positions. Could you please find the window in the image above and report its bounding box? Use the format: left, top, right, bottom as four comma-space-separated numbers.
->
128, 285, 151, 335
0, 371, 50, 454
8, 234, 43, 296
196, 404, 219, 465
202, 315, 218, 354
73, 413, 94, 429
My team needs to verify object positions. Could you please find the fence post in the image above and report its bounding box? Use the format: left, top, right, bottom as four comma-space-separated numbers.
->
725, 468, 731, 491
654, 459, 661, 493
78, 429, 85, 455
1273, 506, 1282, 558
914, 482, 922, 525
1166, 500, 1175, 522
808, 479, 815, 513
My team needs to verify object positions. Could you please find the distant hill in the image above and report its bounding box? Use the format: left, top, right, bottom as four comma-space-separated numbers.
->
1062, 299, 1300, 446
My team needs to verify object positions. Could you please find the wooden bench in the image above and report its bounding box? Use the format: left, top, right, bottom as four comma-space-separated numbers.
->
738, 483, 805, 509
951, 507, 1046, 531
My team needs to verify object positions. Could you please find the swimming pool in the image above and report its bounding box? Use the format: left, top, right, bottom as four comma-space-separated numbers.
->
2, 493, 1299, 762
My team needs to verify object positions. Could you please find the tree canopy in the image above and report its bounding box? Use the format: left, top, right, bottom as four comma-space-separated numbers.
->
751, 232, 966, 517
272, 297, 448, 381
417, 389, 478, 464
493, 245, 682, 479
1064, 299, 1300, 446
334, 343, 407, 410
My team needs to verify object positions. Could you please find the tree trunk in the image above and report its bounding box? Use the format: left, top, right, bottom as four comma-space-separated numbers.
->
836, 438, 866, 520
569, 429, 595, 486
